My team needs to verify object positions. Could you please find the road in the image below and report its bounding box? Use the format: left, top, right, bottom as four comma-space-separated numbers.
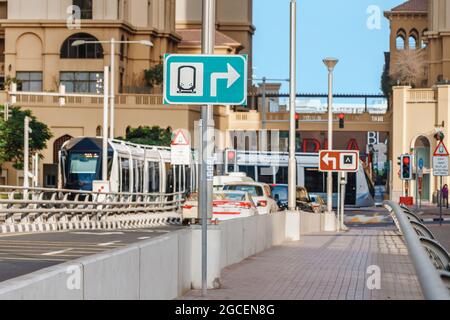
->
0, 226, 184, 283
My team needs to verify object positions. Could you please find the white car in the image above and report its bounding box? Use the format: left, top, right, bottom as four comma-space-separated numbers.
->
212, 191, 258, 221
213, 173, 254, 192
222, 182, 279, 215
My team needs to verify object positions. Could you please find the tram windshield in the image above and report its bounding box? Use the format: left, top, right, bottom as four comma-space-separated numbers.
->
68, 152, 100, 185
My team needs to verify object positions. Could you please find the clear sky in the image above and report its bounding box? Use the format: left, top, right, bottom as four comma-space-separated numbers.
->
253, 0, 405, 94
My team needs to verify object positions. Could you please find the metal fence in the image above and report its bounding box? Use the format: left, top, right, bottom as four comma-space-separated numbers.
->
0, 186, 185, 232
384, 201, 450, 300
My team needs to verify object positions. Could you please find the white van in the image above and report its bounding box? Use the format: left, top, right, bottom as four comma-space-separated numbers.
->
213, 173, 254, 192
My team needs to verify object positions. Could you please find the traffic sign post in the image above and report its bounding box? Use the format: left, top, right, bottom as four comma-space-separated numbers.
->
164, 54, 247, 105
319, 150, 359, 173
433, 140, 450, 226
171, 130, 191, 165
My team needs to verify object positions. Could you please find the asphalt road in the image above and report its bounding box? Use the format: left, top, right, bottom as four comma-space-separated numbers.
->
0, 226, 184, 283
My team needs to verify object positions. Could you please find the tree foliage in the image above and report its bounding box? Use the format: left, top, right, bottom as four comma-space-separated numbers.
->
118, 126, 172, 147
381, 53, 393, 98
144, 63, 164, 88
0, 106, 53, 170
389, 49, 427, 88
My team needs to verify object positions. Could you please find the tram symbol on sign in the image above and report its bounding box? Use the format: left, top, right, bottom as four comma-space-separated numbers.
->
177, 66, 197, 94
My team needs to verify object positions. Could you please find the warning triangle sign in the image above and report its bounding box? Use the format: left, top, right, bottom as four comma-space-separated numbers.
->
434, 141, 450, 156
171, 130, 189, 146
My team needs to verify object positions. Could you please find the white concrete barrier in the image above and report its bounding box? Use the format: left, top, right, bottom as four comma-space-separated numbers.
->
0, 262, 84, 300
0, 212, 305, 300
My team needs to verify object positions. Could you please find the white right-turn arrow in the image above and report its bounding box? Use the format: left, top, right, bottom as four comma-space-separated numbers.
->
210, 63, 241, 97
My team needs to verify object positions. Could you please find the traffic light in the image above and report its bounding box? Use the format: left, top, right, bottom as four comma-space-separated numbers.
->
400, 154, 413, 180
225, 149, 237, 173
339, 113, 345, 129
295, 113, 300, 130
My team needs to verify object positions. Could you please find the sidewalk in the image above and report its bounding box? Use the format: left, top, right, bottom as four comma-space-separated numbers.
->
182, 227, 424, 300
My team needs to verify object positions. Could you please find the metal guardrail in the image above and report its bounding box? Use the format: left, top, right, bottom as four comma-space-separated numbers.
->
384, 201, 450, 300
0, 185, 185, 227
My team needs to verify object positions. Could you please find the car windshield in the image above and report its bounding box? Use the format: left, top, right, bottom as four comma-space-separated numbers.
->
223, 185, 263, 197
214, 193, 246, 201
271, 186, 288, 201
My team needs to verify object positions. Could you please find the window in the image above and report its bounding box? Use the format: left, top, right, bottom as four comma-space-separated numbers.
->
275, 166, 288, 184
60, 72, 104, 93
16, 72, 42, 92
120, 158, 130, 192
258, 166, 273, 184
239, 165, 256, 180
408, 36, 417, 50
61, 33, 103, 59
223, 185, 264, 197
148, 161, 160, 193
73, 0, 93, 19
304, 168, 325, 193
396, 36, 405, 50
133, 160, 144, 193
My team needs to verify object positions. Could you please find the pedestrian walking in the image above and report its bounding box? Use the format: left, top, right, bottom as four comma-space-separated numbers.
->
443, 184, 449, 209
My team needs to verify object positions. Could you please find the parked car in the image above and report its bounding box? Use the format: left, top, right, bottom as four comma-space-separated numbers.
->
212, 191, 258, 221
270, 184, 317, 213
181, 191, 258, 223
213, 173, 254, 192
309, 194, 327, 213
223, 182, 279, 215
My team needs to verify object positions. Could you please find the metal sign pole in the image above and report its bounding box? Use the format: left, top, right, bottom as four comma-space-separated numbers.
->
200, 0, 215, 297
288, 0, 297, 211
440, 176, 443, 226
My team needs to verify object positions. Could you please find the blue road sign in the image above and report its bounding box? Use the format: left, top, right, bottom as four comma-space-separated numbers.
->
164, 54, 247, 105
419, 158, 424, 169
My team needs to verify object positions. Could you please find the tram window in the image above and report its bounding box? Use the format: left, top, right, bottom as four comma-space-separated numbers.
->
68, 152, 100, 186
275, 166, 288, 184
166, 163, 174, 193
304, 168, 325, 193
258, 166, 273, 184
148, 162, 160, 193
239, 165, 256, 180
120, 158, 130, 192
134, 160, 144, 193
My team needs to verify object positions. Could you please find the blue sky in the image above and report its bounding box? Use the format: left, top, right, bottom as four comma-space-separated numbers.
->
253, 0, 405, 94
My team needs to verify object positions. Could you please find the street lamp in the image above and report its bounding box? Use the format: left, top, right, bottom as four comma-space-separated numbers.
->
323, 57, 339, 215
72, 38, 153, 139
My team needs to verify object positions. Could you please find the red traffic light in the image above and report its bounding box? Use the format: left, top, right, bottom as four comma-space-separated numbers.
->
295, 113, 300, 121
227, 150, 236, 161
402, 156, 410, 165
339, 113, 345, 120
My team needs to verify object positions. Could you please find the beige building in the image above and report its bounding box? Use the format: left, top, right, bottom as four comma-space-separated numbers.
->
0, 0, 254, 186
386, 0, 450, 202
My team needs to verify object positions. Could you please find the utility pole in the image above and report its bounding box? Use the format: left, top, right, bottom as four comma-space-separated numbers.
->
23, 116, 31, 198
288, 0, 297, 211
102, 66, 110, 181
261, 76, 267, 129
200, 0, 215, 297
323, 58, 339, 214
110, 38, 115, 139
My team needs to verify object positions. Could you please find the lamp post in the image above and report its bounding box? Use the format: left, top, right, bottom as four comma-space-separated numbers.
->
72, 39, 153, 139
323, 58, 338, 215
288, 0, 297, 211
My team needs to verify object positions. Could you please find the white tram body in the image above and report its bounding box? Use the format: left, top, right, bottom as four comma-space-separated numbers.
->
59, 137, 198, 196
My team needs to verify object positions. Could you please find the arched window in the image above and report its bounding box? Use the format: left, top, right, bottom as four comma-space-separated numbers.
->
396, 35, 405, 50
408, 36, 417, 49
96, 126, 102, 137
60, 33, 104, 59
73, 0, 93, 20
53, 135, 73, 163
